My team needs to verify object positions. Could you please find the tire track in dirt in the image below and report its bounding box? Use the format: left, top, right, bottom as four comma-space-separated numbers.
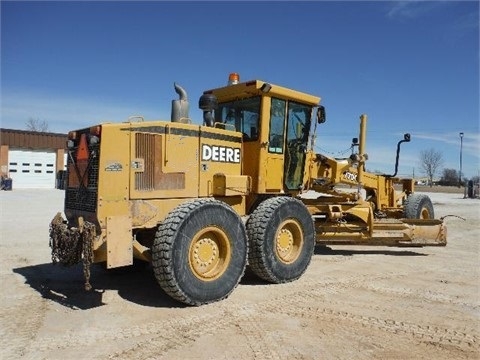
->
31, 302, 281, 359
302, 272, 479, 352
29, 269, 478, 359
107, 272, 402, 359
30, 271, 381, 350
0, 292, 47, 359
296, 306, 478, 349
30, 271, 403, 358
362, 283, 479, 310
232, 308, 282, 360
107, 304, 283, 360
264, 286, 479, 352
299, 270, 411, 298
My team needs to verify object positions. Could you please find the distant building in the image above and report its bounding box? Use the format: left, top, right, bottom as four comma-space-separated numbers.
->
0, 128, 67, 189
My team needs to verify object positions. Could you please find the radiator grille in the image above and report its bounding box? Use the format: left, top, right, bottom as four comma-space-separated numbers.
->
65, 139, 100, 212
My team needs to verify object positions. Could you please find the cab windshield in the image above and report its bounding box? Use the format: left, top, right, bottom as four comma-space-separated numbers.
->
215, 96, 260, 141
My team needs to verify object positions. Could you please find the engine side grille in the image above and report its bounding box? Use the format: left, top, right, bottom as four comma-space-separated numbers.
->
134, 132, 185, 191
135, 133, 156, 191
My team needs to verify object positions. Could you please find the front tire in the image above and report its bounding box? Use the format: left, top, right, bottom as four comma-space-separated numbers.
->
152, 199, 248, 306
246, 197, 315, 283
403, 193, 434, 219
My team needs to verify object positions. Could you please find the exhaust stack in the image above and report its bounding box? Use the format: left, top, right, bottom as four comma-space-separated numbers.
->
171, 83, 190, 123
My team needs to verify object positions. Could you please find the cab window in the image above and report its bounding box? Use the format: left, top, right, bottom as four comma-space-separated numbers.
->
216, 96, 260, 141
268, 98, 286, 153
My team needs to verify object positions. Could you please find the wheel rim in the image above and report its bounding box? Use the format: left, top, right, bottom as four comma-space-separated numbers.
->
275, 219, 304, 264
420, 207, 431, 219
189, 226, 231, 281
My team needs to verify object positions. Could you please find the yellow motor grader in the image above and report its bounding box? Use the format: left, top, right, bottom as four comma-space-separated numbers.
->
50, 73, 446, 305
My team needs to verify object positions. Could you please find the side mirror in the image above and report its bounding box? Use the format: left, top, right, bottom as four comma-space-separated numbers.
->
317, 105, 326, 124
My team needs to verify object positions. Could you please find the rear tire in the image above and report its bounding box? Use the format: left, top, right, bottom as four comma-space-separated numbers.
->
403, 193, 434, 219
246, 197, 315, 283
152, 199, 247, 306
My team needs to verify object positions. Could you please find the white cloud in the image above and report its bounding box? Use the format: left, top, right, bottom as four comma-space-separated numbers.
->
386, 1, 450, 20
314, 129, 480, 179
413, 131, 480, 159
1, 91, 170, 133
3, 90, 478, 178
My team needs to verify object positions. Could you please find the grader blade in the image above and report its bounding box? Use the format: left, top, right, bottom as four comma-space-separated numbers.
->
316, 219, 447, 247
372, 219, 446, 247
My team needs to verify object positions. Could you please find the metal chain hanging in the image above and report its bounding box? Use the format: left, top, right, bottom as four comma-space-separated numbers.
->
49, 213, 96, 291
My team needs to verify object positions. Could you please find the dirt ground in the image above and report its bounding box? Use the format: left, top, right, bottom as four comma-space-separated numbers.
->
0, 189, 479, 360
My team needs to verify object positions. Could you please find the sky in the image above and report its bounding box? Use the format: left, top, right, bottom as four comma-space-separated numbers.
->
1, 0, 479, 179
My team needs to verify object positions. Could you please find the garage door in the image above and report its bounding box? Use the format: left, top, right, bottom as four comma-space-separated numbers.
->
8, 150, 56, 189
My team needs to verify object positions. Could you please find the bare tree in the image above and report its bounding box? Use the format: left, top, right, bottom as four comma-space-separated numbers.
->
419, 148, 444, 187
26, 117, 49, 132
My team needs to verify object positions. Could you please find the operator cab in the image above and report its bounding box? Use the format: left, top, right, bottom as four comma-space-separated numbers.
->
201, 73, 324, 194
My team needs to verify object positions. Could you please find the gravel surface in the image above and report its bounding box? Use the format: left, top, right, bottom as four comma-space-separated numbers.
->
0, 189, 479, 360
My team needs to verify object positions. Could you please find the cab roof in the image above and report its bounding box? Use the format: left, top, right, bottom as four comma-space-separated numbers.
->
204, 79, 321, 106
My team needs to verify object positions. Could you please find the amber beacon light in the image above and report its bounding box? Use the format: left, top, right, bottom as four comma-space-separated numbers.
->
228, 73, 240, 85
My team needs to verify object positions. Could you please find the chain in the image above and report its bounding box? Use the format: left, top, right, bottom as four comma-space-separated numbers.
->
315, 145, 354, 157
81, 222, 95, 291
49, 213, 96, 291
49, 213, 82, 266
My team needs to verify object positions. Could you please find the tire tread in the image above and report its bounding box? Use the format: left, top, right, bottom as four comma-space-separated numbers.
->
246, 197, 314, 283
152, 198, 246, 306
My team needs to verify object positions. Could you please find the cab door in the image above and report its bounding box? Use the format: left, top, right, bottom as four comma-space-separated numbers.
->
284, 101, 312, 190
264, 97, 287, 192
